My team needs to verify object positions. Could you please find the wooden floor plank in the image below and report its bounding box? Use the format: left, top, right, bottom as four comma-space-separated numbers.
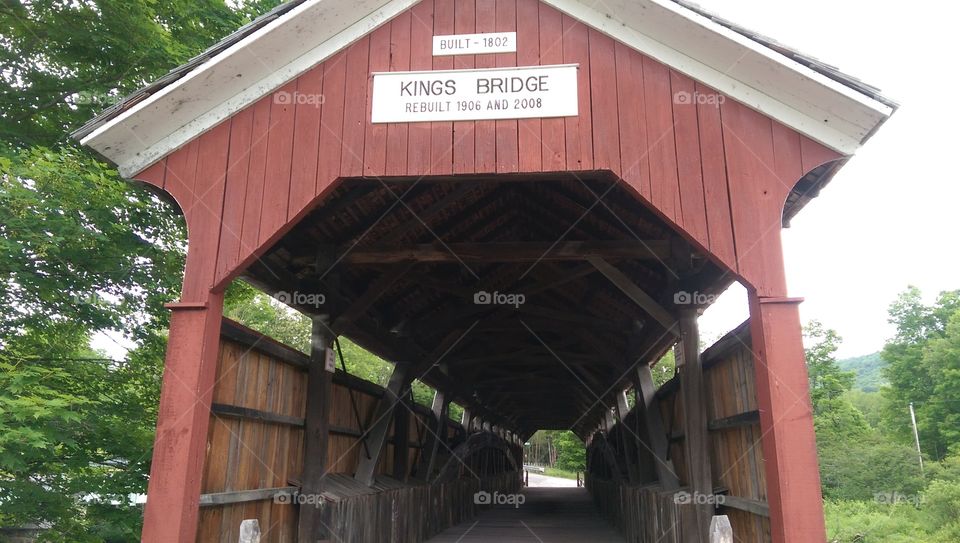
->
427, 487, 624, 542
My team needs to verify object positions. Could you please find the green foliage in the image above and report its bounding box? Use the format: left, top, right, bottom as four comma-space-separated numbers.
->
651, 350, 676, 388
837, 352, 887, 392
1, 0, 282, 148
881, 287, 960, 459
805, 321, 855, 415
824, 499, 928, 543
845, 389, 885, 428
0, 0, 283, 538
526, 430, 584, 472
818, 432, 924, 501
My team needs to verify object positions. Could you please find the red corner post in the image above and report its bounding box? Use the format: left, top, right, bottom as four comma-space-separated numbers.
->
749, 293, 826, 542
141, 292, 224, 543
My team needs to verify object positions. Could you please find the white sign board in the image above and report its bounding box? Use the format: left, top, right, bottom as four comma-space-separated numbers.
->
371, 64, 578, 123
433, 32, 516, 56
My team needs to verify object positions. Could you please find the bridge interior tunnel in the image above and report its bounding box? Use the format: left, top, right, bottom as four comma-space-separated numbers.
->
243, 173, 728, 440
206, 172, 764, 542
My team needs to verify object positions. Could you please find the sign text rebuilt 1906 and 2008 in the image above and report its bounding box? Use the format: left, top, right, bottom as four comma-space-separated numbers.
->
370, 64, 578, 123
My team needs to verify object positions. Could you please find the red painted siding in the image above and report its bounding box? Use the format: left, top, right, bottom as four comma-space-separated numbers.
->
137, 0, 841, 303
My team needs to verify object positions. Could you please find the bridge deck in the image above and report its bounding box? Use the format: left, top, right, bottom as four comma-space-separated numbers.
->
427, 487, 624, 542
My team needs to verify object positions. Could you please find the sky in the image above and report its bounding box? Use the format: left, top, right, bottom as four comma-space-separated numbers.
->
92, 0, 959, 360
695, 0, 960, 357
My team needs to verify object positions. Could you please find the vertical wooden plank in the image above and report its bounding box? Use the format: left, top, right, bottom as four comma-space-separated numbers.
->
694, 82, 736, 272
431, 0, 455, 175
238, 96, 271, 259
386, 12, 412, 176
317, 52, 347, 189
164, 139, 200, 219
134, 160, 166, 190
365, 25, 392, 177
670, 70, 709, 250
288, 66, 324, 218
494, 0, 519, 173
561, 15, 592, 171
452, 0, 477, 174
516, 0, 541, 173
538, 3, 565, 171
258, 81, 296, 247
341, 38, 371, 177
408, 0, 435, 176
800, 135, 841, 173
215, 108, 253, 283
720, 99, 782, 295
473, 0, 497, 172
588, 29, 620, 173
642, 57, 681, 225
679, 309, 711, 542
183, 121, 231, 299
615, 45, 651, 200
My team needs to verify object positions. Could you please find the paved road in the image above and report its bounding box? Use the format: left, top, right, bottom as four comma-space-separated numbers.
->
427, 487, 624, 542
526, 472, 578, 488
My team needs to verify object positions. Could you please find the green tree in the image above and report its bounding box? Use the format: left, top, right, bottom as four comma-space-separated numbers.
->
804, 321, 855, 415
1, 1, 283, 538
881, 287, 960, 459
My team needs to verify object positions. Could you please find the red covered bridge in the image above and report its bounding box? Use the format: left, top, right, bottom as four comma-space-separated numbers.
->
75, 0, 894, 541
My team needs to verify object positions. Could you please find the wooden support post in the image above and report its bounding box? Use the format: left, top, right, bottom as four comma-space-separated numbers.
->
461, 408, 472, 432
298, 316, 333, 542
634, 366, 678, 489
678, 308, 712, 542
749, 295, 826, 542
141, 294, 224, 543
615, 391, 640, 484
392, 390, 412, 481
354, 362, 413, 486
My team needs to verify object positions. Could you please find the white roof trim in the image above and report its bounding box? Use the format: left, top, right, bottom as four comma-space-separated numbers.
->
81, 0, 893, 178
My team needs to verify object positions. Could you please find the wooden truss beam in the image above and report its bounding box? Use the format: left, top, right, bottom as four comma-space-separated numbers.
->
354, 361, 413, 486
588, 256, 679, 336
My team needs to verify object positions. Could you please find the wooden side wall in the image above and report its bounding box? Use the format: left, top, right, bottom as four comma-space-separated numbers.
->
590, 321, 770, 542
197, 320, 468, 541
131, 0, 841, 304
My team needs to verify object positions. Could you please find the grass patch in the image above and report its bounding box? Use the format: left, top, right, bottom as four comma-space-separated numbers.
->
543, 467, 580, 480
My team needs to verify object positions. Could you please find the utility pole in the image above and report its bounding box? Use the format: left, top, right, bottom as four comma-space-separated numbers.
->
909, 402, 924, 475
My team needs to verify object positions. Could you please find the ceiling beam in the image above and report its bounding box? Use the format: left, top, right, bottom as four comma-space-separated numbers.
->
340, 240, 670, 264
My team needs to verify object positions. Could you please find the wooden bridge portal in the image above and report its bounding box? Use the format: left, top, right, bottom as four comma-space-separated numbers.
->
75, 0, 894, 541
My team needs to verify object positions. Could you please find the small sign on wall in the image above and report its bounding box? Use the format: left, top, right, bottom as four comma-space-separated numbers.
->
433, 32, 517, 56
324, 348, 336, 373
371, 64, 578, 123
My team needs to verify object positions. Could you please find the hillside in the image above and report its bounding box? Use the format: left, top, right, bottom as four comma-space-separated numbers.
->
837, 352, 886, 391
